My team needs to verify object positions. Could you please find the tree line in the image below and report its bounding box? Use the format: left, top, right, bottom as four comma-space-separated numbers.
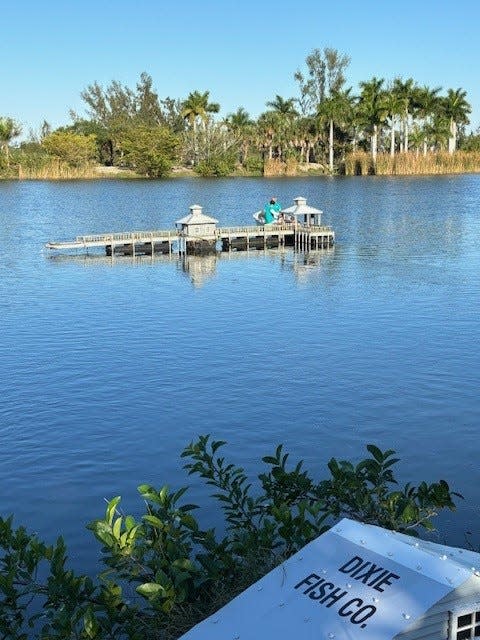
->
1, 48, 479, 178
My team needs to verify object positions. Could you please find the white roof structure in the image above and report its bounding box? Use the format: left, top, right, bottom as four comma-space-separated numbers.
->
175, 204, 219, 226
179, 518, 480, 640
281, 196, 323, 216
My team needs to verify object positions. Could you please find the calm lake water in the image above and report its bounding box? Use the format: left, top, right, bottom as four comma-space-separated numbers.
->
1, 175, 479, 574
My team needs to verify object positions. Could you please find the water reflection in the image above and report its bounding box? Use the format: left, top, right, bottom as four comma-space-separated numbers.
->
180, 253, 218, 287
283, 248, 336, 282
47, 247, 337, 287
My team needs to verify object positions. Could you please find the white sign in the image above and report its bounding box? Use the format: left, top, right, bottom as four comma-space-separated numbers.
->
179, 519, 469, 640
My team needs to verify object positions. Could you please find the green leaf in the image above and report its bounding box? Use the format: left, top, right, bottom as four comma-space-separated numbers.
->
136, 582, 164, 597
211, 440, 226, 453
83, 607, 99, 638
143, 515, 163, 528
366, 444, 384, 463
106, 496, 121, 527
112, 516, 122, 540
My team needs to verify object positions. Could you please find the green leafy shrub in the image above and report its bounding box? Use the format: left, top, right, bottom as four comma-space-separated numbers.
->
42, 131, 97, 167
0, 438, 461, 639
195, 153, 236, 177
242, 155, 264, 175
118, 125, 180, 178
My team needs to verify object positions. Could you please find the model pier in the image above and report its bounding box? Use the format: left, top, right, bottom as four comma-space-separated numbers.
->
45, 197, 335, 256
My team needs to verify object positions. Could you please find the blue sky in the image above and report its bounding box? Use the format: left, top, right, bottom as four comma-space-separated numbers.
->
3, 0, 480, 137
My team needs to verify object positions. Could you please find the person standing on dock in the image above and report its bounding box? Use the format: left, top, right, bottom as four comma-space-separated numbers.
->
263, 197, 282, 223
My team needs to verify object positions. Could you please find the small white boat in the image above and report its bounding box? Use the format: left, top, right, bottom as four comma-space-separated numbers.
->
252, 210, 294, 226
253, 197, 323, 227
253, 210, 271, 225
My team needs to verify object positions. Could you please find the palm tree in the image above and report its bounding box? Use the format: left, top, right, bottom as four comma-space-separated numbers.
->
383, 88, 403, 157
357, 78, 388, 163
263, 96, 298, 161
224, 107, 254, 165
318, 89, 354, 172
0, 117, 22, 166
429, 114, 451, 151
181, 91, 220, 165
392, 77, 417, 152
265, 95, 299, 119
441, 88, 471, 154
256, 111, 282, 160
291, 116, 319, 164
414, 85, 442, 154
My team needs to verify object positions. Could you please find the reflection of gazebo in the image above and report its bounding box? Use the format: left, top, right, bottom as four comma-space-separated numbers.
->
281, 196, 322, 227
181, 254, 217, 288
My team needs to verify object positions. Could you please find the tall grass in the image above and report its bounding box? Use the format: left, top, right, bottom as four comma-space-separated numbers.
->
17, 160, 99, 180
263, 158, 299, 176
345, 151, 480, 176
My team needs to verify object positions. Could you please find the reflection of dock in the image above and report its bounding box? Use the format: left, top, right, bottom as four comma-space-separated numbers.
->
46, 246, 335, 287
45, 197, 335, 256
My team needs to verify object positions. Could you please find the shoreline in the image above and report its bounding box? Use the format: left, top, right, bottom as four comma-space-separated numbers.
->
3, 152, 480, 181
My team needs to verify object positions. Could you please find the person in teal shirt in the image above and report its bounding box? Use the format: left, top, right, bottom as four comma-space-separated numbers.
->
263, 197, 282, 223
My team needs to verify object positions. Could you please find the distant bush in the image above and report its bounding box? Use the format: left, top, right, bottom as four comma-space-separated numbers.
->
243, 155, 264, 175
42, 131, 98, 167
460, 129, 480, 152
195, 152, 237, 177
118, 125, 180, 178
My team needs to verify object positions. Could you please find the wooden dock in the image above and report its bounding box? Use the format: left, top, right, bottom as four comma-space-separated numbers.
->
45, 224, 335, 256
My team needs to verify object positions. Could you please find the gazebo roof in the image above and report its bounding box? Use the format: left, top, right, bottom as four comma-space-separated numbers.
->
281, 196, 322, 216
176, 205, 219, 225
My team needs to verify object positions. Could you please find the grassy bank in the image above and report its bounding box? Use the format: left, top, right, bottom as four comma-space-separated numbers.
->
3, 152, 480, 180
344, 151, 480, 176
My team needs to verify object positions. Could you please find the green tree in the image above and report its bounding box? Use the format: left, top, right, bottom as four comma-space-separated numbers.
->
294, 47, 350, 115
63, 118, 111, 164
392, 77, 417, 152
79, 79, 135, 165
291, 115, 319, 164
318, 88, 355, 172
118, 125, 179, 177
460, 126, 480, 151
78, 73, 176, 166
42, 131, 97, 166
383, 87, 404, 156
414, 85, 442, 154
224, 107, 254, 165
357, 77, 389, 163
181, 90, 220, 166
0, 117, 22, 166
266, 94, 298, 118
441, 88, 471, 154
256, 110, 283, 160
135, 71, 165, 126
264, 95, 299, 160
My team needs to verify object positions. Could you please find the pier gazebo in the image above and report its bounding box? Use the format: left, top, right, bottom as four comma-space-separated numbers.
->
175, 204, 219, 254
281, 196, 323, 227
175, 204, 218, 238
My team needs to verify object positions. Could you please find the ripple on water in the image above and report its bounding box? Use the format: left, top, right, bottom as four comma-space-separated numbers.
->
1, 175, 480, 570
